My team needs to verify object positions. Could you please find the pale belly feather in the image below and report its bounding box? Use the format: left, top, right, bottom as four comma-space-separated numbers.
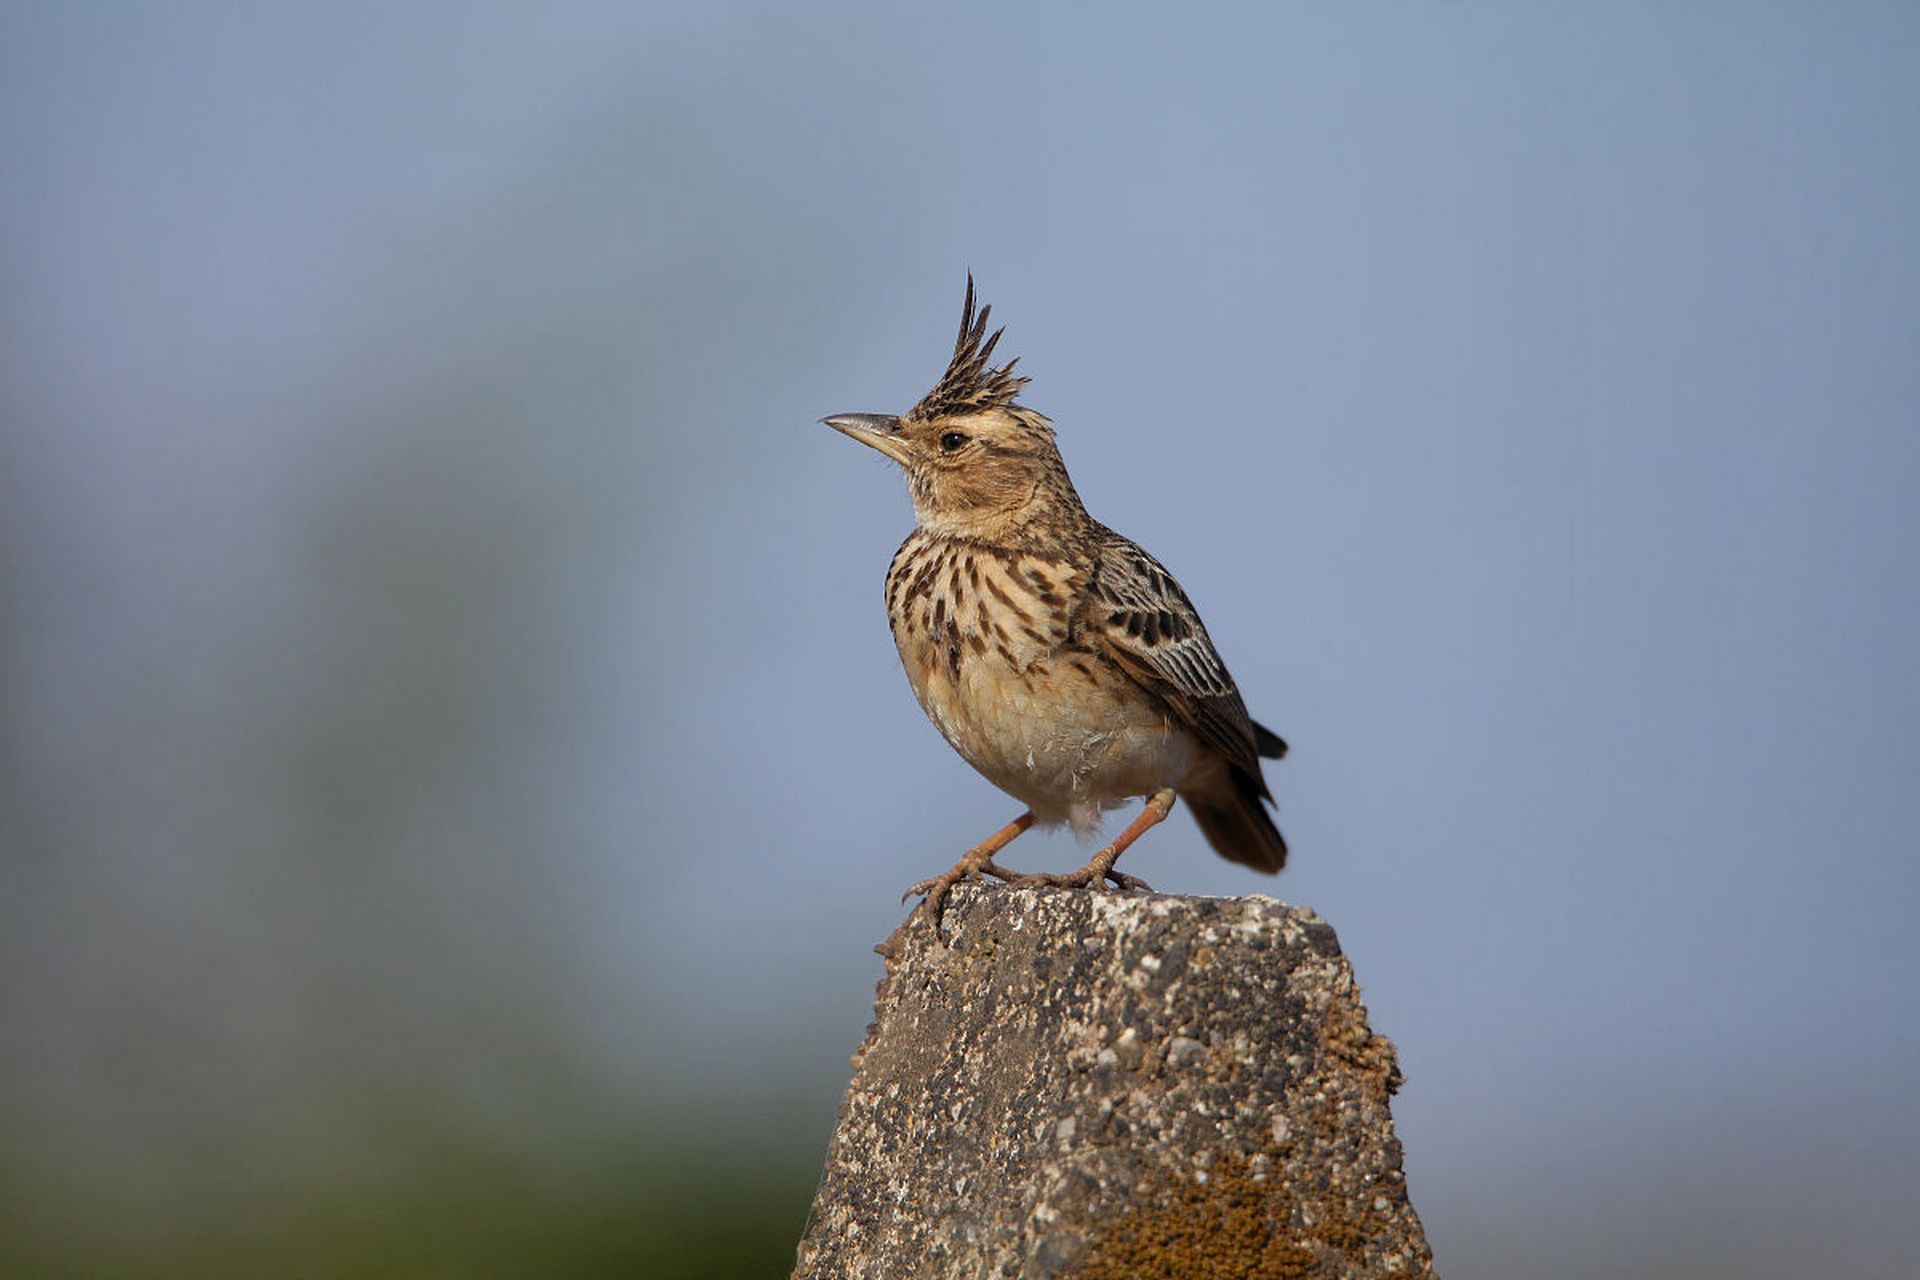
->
929, 654, 1196, 833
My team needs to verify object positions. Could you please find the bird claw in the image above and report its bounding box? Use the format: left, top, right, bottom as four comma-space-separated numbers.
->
901, 862, 1005, 905
901, 875, 967, 947
899, 854, 1033, 947
897, 817, 1152, 951
1005, 865, 1152, 894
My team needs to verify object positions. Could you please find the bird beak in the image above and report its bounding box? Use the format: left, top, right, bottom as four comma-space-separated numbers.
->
821, 413, 910, 465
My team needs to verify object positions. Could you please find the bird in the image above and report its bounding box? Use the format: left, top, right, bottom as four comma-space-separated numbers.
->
820, 277, 1288, 930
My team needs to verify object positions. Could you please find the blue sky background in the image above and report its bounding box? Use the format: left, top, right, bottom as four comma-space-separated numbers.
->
3, 4, 1916, 1275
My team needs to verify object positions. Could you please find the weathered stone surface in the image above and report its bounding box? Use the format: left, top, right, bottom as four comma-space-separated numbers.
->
793, 885, 1434, 1279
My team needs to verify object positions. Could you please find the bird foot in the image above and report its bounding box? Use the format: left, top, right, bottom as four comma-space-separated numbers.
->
1003, 792, 1168, 896
1006, 864, 1153, 894
885, 802, 1158, 957
902, 846, 1151, 932
884, 812, 1041, 954
898, 851, 1028, 945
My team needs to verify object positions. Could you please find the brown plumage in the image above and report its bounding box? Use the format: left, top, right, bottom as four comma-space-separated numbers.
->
821, 278, 1287, 925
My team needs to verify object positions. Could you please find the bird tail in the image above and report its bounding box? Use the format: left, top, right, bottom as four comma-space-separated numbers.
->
1182, 765, 1287, 874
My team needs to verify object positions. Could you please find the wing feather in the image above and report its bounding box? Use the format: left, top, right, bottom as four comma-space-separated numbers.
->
1087, 531, 1270, 792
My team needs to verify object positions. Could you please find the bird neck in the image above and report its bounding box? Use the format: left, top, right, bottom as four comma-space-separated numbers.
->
913, 467, 1092, 550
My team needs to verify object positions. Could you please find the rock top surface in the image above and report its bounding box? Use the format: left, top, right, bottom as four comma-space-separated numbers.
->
793, 885, 1435, 1279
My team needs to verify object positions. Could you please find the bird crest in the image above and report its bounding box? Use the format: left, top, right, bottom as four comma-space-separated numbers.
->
908, 275, 1032, 422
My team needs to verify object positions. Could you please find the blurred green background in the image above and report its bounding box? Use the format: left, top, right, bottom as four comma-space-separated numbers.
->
3, 4, 1916, 1277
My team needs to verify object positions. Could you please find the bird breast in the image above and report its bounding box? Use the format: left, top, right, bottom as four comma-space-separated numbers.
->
884, 532, 1197, 831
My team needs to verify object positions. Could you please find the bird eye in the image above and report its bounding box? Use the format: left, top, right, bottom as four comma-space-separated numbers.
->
939, 431, 968, 452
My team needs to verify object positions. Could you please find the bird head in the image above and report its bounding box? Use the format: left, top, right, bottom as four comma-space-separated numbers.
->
823, 277, 1083, 541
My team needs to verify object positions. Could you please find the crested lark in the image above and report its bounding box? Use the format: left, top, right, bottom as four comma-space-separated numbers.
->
821, 278, 1288, 928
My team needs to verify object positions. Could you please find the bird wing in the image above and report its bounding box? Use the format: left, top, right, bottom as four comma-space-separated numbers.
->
1087, 531, 1271, 792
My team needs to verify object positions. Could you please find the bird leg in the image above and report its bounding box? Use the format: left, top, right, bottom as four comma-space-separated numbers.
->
900, 810, 1038, 930
1009, 788, 1174, 894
